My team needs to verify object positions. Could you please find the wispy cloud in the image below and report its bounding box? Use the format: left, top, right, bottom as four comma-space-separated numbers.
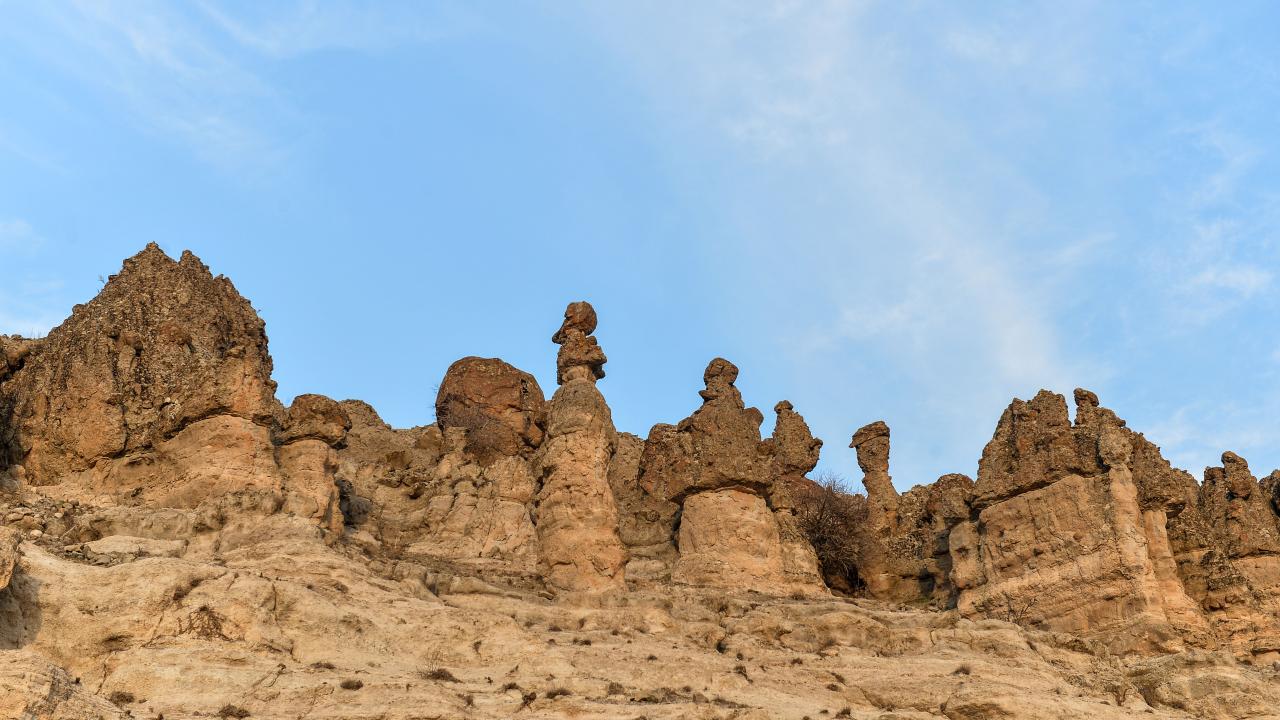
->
0, 219, 40, 249
575, 2, 1106, 483
196, 1, 472, 58
0, 1, 463, 175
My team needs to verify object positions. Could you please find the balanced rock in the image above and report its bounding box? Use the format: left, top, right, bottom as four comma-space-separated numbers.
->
636, 358, 822, 594
851, 420, 896, 526
533, 302, 627, 594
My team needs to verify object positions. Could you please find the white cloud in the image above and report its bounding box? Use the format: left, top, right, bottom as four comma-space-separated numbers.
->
0, 219, 43, 252
572, 2, 1109, 484
196, 1, 472, 58
1188, 264, 1271, 297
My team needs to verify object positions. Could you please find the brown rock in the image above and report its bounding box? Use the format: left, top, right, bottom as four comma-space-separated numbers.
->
0, 525, 18, 591
949, 389, 1214, 652
770, 401, 823, 496
850, 420, 897, 526
435, 356, 546, 462
552, 301, 606, 384
534, 302, 626, 594
638, 359, 823, 594
972, 390, 1093, 510
608, 431, 678, 582
277, 393, 352, 447
650, 358, 772, 502
672, 488, 785, 590
1, 244, 278, 483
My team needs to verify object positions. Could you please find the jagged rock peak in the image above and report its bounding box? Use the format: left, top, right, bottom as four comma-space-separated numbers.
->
1073, 387, 1099, 410
0, 243, 278, 482
552, 300, 606, 385
771, 400, 822, 480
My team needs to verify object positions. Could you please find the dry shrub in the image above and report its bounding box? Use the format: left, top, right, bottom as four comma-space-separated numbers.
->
795, 471, 867, 595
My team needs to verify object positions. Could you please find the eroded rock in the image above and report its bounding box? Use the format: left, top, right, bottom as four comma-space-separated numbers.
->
1, 244, 278, 483
436, 356, 546, 462
533, 302, 627, 595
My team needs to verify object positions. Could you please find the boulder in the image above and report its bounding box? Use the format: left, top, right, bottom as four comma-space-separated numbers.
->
435, 356, 546, 462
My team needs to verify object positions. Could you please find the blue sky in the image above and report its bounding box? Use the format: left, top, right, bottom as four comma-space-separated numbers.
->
2, 2, 1279, 490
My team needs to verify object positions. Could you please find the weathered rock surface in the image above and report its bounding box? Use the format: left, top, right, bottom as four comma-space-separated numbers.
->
1, 243, 278, 483
533, 302, 627, 594
633, 359, 824, 594
2, 245, 1278, 718
436, 356, 546, 462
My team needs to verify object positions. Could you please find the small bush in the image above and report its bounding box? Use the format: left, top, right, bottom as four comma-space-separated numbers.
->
795, 472, 868, 595
217, 706, 251, 719
339, 679, 364, 690
545, 687, 572, 700
421, 668, 461, 682
952, 664, 972, 676
606, 681, 626, 696
310, 661, 336, 670
108, 691, 135, 705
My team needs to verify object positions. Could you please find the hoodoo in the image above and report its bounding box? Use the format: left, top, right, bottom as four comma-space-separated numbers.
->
3, 246, 1280, 718
533, 301, 628, 594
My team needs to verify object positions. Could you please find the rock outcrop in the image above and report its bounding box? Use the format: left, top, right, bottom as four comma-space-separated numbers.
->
533, 302, 627, 594
6, 243, 1280, 718
632, 358, 824, 594
840, 387, 1280, 661
1, 244, 278, 484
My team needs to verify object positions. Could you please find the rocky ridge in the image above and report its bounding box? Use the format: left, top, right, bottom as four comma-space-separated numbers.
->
0, 245, 1278, 718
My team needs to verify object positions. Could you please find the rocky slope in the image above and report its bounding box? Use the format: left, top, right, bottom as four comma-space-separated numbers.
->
1, 245, 1279, 719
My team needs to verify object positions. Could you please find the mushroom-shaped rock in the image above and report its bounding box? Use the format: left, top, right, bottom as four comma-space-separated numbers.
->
850, 420, 897, 524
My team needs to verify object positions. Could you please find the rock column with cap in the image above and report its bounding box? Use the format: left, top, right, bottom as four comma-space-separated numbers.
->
533, 302, 627, 595
851, 421, 897, 530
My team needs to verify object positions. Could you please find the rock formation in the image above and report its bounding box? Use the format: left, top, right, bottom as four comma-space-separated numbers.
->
631, 358, 824, 594
1, 243, 278, 484
533, 302, 627, 594
846, 420, 972, 603
5, 244, 1280, 718
435, 356, 546, 462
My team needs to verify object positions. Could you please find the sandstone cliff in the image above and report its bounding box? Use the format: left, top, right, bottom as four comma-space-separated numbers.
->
1, 245, 1278, 719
